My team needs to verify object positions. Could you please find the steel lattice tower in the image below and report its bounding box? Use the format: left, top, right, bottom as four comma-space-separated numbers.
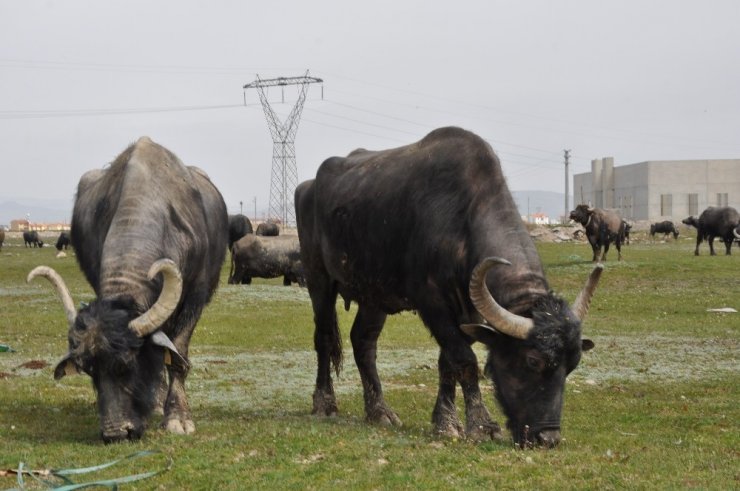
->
243, 72, 323, 226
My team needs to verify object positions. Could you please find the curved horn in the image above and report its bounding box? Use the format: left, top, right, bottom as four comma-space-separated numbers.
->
27, 266, 77, 327
129, 259, 183, 337
468, 257, 534, 340
734, 228, 740, 240
571, 263, 604, 321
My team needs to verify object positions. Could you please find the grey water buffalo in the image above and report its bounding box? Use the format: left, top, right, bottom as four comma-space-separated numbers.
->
55, 231, 71, 251
650, 221, 679, 240
228, 234, 304, 286
256, 222, 280, 236
27, 137, 228, 443
228, 214, 253, 252
682, 206, 740, 255
23, 230, 43, 248
296, 127, 602, 447
569, 205, 624, 261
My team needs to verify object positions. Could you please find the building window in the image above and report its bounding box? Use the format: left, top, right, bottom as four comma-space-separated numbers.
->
661, 194, 672, 216
717, 193, 728, 207
688, 193, 698, 216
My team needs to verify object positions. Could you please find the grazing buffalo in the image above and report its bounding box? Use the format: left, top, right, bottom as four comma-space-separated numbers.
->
650, 221, 679, 240
228, 234, 304, 286
23, 230, 44, 248
27, 137, 228, 443
296, 127, 602, 447
55, 231, 71, 251
682, 206, 740, 255
228, 214, 253, 252
569, 205, 624, 261
622, 221, 632, 245
256, 222, 280, 236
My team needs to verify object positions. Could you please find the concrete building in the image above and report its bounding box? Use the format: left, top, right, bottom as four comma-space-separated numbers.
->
573, 158, 740, 222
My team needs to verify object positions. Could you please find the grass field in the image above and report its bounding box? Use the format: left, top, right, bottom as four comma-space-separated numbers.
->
0, 233, 738, 489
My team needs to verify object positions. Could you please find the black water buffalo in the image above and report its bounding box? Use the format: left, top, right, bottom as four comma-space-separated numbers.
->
622, 221, 632, 245
23, 230, 43, 248
569, 205, 624, 261
55, 231, 71, 251
650, 221, 679, 240
256, 222, 280, 236
682, 206, 740, 255
228, 234, 304, 286
228, 214, 253, 251
296, 127, 602, 448
0, 229, 4, 251
27, 137, 228, 443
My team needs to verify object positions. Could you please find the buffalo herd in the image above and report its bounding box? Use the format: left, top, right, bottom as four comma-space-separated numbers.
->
19, 129, 739, 448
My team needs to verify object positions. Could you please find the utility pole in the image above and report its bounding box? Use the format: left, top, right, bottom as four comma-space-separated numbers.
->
253, 196, 257, 221
564, 149, 571, 223
243, 71, 323, 227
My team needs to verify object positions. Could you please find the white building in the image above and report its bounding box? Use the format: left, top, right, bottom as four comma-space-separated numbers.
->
573, 158, 740, 222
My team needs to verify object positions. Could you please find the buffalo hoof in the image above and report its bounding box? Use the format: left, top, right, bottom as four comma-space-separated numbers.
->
164, 417, 195, 435
367, 404, 402, 427
312, 389, 338, 417
434, 419, 464, 439
466, 421, 505, 442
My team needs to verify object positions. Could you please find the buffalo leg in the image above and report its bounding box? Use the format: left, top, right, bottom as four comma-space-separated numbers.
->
723, 237, 732, 255
708, 236, 716, 255
427, 321, 503, 441
162, 310, 199, 434
309, 276, 341, 417
431, 351, 464, 438
350, 305, 400, 426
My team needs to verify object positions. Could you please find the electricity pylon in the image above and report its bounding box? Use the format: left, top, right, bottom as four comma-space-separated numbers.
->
243, 72, 323, 226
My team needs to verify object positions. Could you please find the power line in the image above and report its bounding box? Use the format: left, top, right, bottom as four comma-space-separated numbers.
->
0, 104, 243, 119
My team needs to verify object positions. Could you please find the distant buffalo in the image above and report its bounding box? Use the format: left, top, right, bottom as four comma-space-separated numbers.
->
682, 206, 740, 255
650, 221, 679, 240
569, 205, 624, 261
229, 234, 304, 286
55, 231, 71, 251
256, 222, 279, 236
0, 229, 4, 251
23, 231, 43, 248
622, 221, 632, 245
228, 214, 253, 251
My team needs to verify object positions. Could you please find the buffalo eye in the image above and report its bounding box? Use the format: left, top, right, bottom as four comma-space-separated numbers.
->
525, 353, 546, 372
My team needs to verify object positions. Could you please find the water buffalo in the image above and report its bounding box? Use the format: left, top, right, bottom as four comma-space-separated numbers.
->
622, 221, 632, 245
27, 137, 228, 443
23, 230, 44, 248
650, 221, 679, 240
569, 205, 624, 261
256, 222, 280, 236
228, 234, 304, 286
228, 214, 253, 252
682, 206, 740, 255
55, 231, 71, 251
296, 127, 602, 448
0, 229, 4, 251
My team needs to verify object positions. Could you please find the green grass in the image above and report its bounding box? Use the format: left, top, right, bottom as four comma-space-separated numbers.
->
0, 235, 738, 489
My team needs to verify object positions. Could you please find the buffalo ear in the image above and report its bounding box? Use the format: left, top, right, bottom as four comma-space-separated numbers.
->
460, 323, 499, 345
53, 354, 80, 380
149, 331, 189, 369
582, 338, 595, 352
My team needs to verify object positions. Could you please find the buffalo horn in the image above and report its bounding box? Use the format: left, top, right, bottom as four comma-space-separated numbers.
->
27, 266, 77, 327
571, 263, 604, 321
468, 257, 534, 340
734, 228, 740, 240
129, 259, 183, 337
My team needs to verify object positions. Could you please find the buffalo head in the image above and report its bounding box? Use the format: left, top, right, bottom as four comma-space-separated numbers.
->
28, 260, 186, 443
569, 204, 593, 226
462, 258, 601, 447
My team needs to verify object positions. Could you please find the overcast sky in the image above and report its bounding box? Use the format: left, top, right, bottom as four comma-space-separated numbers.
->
2, 0, 739, 220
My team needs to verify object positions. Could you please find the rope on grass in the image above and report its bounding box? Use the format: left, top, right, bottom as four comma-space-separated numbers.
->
7, 449, 171, 490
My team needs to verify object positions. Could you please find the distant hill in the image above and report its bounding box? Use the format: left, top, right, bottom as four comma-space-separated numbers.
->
0, 197, 73, 227
511, 190, 570, 223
